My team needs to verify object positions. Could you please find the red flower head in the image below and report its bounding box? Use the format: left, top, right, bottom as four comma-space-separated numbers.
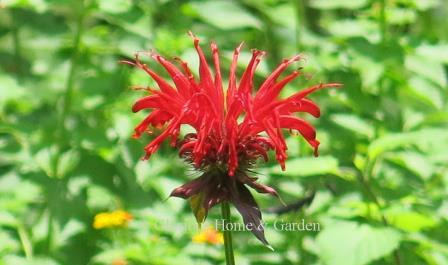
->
122, 32, 341, 246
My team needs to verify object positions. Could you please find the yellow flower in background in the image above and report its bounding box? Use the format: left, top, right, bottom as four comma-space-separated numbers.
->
192, 227, 224, 245
93, 210, 133, 229
111, 259, 128, 265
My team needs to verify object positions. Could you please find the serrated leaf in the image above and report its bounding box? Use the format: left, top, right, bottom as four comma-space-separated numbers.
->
385, 151, 434, 180
328, 19, 378, 38
317, 221, 401, 265
97, 0, 132, 14
270, 156, 339, 177
408, 76, 444, 109
405, 54, 447, 87
56, 149, 80, 178
310, 0, 368, 9
416, 43, 448, 63
87, 185, 114, 209
331, 114, 374, 138
56, 220, 85, 246
189, 1, 261, 30
385, 207, 437, 232
34, 148, 55, 177
367, 128, 448, 159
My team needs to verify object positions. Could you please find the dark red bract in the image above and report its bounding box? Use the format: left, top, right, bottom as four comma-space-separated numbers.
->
122, 32, 341, 246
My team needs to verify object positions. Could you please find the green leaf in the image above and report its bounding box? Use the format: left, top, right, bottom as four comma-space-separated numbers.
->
189, 1, 261, 30
1, 256, 59, 265
331, 114, 374, 138
413, 0, 442, 11
385, 151, 434, 180
0, 230, 19, 255
0, 173, 41, 214
189, 192, 207, 227
384, 207, 437, 232
416, 43, 448, 63
327, 19, 378, 39
87, 185, 114, 209
56, 149, 80, 178
97, 0, 132, 14
310, 0, 368, 9
317, 220, 401, 265
387, 8, 417, 25
405, 54, 447, 87
0, 74, 25, 106
367, 128, 448, 159
408, 76, 444, 109
0, 211, 17, 227
270, 156, 339, 177
34, 147, 56, 177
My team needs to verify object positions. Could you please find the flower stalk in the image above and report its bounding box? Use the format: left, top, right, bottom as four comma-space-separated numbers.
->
221, 202, 235, 265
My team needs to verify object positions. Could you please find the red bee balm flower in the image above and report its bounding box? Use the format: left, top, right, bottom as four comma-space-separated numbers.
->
122, 32, 341, 246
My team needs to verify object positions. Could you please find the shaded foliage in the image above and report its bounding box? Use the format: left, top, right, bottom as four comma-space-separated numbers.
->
0, 0, 447, 265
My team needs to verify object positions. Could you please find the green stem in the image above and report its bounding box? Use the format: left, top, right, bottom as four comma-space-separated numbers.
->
11, 9, 23, 80
53, 0, 85, 176
294, 0, 306, 51
46, 0, 86, 253
357, 158, 400, 265
17, 223, 33, 260
221, 202, 235, 265
44, 209, 53, 253
379, 0, 387, 43
57, 3, 85, 144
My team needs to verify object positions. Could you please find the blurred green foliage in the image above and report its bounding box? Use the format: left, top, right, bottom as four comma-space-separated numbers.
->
1, 0, 448, 264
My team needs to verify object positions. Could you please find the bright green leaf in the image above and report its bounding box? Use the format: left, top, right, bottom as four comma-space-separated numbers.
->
385, 207, 437, 232
385, 151, 434, 180
405, 54, 447, 88
270, 156, 339, 177
97, 0, 132, 14
310, 0, 368, 9
189, 1, 261, 30
331, 114, 375, 138
189, 192, 207, 227
317, 220, 401, 265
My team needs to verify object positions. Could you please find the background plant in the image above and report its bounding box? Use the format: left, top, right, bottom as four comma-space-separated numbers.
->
0, 0, 447, 265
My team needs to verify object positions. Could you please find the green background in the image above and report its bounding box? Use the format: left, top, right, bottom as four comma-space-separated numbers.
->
1, 0, 447, 264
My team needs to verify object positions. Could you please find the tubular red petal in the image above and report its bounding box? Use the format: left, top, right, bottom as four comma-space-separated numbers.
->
133, 53, 181, 102
173, 56, 201, 93
257, 54, 302, 99
211, 41, 225, 132
262, 119, 287, 169
279, 115, 316, 141
227, 42, 243, 108
279, 98, 321, 117
120, 60, 137, 66
133, 114, 153, 139
152, 53, 191, 97
179, 141, 196, 157
238, 49, 265, 95
132, 95, 161, 113
286, 82, 342, 102
254, 71, 301, 107
189, 32, 214, 96
142, 112, 185, 160
132, 110, 172, 139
